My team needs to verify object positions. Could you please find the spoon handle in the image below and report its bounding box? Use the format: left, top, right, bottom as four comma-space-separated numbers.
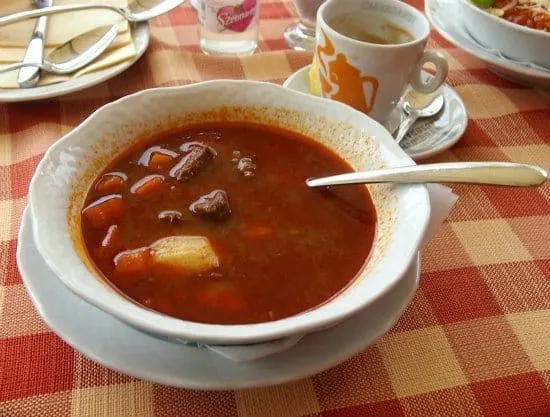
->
306, 162, 548, 187
394, 112, 419, 144
0, 62, 44, 75
0, 4, 126, 27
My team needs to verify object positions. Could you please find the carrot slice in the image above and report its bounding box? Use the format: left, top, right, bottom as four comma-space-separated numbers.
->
137, 146, 177, 169
82, 195, 124, 229
220, 293, 245, 311
197, 285, 245, 311
130, 175, 164, 198
97, 225, 122, 261
148, 152, 175, 172
114, 247, 150, 275
95, 172, 127, 194
244, 226, 272, 239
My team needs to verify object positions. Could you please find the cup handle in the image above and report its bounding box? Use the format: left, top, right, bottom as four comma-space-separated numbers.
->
410, 51, 449, 94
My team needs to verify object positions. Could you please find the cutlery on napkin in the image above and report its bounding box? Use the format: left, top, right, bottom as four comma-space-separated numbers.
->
0, 0, 137, 88
17, 0, 53, 88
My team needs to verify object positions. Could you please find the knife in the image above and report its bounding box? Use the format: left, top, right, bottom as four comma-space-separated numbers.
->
17, 0, 53, 88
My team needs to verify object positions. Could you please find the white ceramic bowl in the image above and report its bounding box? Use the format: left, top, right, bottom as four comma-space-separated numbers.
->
28, 81, 430, 345
458, 0, 550, 68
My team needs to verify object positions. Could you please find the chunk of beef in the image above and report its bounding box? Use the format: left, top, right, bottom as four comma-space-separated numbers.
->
180, 141, 210, 152
237, 157, 256, 177
158, 210, 183, 224
170, 144, 216, 182
189, 190, 231, 221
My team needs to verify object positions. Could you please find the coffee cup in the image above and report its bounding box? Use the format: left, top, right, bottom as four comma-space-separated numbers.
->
315, 0, 448, 123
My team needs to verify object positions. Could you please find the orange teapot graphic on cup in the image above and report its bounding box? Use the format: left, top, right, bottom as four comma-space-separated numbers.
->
316, 30, 379, 114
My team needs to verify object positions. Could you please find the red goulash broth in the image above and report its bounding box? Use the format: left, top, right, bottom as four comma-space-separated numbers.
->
81, 123, 377, 324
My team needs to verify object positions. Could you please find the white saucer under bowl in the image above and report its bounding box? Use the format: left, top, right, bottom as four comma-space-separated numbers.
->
426, 0, 550, 88
283, 65, 468, 161
0, 23, 150, 103
17, 207, 420, 390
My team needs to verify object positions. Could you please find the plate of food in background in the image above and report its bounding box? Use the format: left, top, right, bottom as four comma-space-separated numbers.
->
427, 0, 550, 88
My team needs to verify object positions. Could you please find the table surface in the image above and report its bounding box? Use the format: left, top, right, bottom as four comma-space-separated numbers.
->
1, 1, 549, 416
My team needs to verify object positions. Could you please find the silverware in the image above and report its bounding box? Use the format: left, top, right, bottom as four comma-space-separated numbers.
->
306, 162, 548, 187
0, 25, 118, 76
17, 0, 53, 88
394, 93, 445, 144
0, 0, 185, 27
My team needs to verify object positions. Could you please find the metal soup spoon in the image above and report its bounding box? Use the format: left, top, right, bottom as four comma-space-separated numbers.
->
306, 162, 548, 188
0, 0, 186, 27
0, 25, 118, 76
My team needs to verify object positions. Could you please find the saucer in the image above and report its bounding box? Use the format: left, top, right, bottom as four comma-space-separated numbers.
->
17, 207, 420, 389
0, 23, 150, 103
426, 0, 550, 88
283, 65, 468, 161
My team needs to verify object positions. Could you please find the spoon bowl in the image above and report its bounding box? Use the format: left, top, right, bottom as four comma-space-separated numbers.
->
0, 25, 118, 76
394, 93, 445, 144
0, 0, 186, 27
404, 94, 445, 118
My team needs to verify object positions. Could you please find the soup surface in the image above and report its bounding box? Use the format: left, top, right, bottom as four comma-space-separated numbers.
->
81, 123, 377, 324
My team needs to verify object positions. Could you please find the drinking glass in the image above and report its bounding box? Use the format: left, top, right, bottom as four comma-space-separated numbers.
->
284, 0, 326, 51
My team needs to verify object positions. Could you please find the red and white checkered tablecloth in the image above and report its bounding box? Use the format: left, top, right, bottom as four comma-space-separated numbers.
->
1, 0, 549, 415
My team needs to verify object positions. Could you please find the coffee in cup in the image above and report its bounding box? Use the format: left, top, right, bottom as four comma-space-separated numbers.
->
328, 12, 414, 45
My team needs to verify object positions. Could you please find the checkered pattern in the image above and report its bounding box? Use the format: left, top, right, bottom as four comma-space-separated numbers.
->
1, 0, 549, 415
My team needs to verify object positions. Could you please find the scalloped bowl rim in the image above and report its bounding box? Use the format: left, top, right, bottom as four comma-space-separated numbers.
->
28, 80, 430, 345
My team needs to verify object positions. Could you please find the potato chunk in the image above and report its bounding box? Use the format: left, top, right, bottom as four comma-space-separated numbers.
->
150, 236, 219, 274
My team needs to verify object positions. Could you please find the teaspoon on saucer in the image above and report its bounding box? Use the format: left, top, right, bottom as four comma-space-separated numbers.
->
394, 93, 445, 144
306, 162, 548, 188
0, 25, 118, 76
0, 0, 185, 27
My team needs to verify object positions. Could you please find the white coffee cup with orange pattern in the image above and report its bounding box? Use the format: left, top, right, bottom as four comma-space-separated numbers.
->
315, 0, 448, 124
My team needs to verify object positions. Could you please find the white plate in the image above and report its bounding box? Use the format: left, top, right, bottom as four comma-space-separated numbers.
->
283, 65, 468, 161
17, 206, 420, 390
0, 23, 150, 103
426, 0, 550, 88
